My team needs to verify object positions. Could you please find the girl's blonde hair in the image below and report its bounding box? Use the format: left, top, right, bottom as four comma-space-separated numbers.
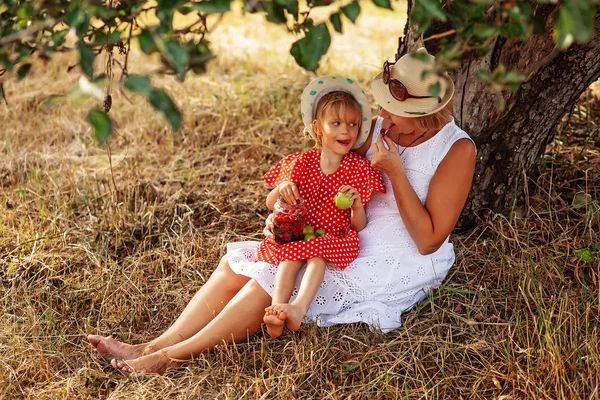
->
411, 96, 454, 132
308, 91, 361, 147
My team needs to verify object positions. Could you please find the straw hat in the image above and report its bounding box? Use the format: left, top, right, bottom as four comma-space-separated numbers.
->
371, 48, 455, 117
300, 76, 371, 149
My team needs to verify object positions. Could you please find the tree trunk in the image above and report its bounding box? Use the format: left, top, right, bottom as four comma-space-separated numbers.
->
404, 5, 600, 228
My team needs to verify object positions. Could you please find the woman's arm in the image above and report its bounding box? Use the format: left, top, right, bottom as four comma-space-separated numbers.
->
372, 135, 476, 255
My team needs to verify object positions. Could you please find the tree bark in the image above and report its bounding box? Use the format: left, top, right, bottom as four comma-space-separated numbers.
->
405, 5, 600, 228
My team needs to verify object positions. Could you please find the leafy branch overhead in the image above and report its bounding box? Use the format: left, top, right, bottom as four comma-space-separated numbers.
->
0, 0, 598, 143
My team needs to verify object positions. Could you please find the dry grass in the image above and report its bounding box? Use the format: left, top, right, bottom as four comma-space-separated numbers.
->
1, 3, 599, 399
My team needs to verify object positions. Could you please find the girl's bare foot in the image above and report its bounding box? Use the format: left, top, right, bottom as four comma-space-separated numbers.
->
111, 351, 182, 376
273, 303, 305, 331
87, 334, 149, 361
263, 306, 286, 338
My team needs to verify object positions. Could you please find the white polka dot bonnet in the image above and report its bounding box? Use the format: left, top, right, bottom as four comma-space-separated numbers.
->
300, 76, 372, 149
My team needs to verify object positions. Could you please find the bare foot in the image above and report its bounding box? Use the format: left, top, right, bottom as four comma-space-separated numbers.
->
111, 351, 182, 376
87, 334, 148, 361
272, 303, 305, 332
263, 306, 286, 338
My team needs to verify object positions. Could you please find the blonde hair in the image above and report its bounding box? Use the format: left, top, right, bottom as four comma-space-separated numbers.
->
308, 91, 361, 147
412, 96, 454, 132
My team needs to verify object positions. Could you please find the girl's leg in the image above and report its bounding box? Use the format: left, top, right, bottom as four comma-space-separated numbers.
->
88, 257, 251, 361
112, 278, 272, 375
264, 259, 303, 338
271, 260, 303, 304
275, 257, 326, 331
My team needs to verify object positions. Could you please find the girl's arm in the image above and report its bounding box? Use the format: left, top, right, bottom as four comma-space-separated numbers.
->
338, 185, 367, 231
265, 187, 279, 210
266, 180, 301, 210
350, 205, 367, 231
371, 134, 476, 255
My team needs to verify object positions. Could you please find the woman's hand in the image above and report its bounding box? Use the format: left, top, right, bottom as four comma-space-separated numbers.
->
277, 181, 301, 205
370, 134, 405, 178
263, 213, 275, 242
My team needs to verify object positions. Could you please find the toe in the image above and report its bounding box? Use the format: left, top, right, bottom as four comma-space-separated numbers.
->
87, 335, 101, 346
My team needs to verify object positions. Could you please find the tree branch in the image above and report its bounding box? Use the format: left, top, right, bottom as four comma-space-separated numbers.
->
0, 18, 64, 46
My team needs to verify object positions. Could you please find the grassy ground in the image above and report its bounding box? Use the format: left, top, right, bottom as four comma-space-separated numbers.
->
1, 2, 600, 399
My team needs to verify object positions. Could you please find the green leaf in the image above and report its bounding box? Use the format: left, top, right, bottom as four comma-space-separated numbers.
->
75, 13, 91, 38
88, 109, 112, 145
561, 0, 595, 43
571, 192, 591, 209
165, 40, 190, 81
262, 1, 287, 24
417, 0, 446, 20
574, 248, 594, 262
290, 23, 331, 72
50, 30, 69, 49
191, 0, 231, 14
16, 63, 31, 80
138, 29, 156, 54
330, 12, 343, 33
475, 71, 489, 80
428, 82, 441, 97
275, 0, 298, 19
92, 30, 122, 46
149, 89, 182, 131
341, 1, 361, 23
16, 3, 33, 19
411, 52, 430, 62
124, 75, 152, 96
43, 95, 64, 107
78, 42, 95, 78
371, 0, 392, 11
473, 24, 499, 39
66, 6, 85, 27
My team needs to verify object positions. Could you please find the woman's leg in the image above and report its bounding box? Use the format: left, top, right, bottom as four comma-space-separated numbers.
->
112, 278, 272, 375
264, 259, 303, 337
88, 257, 251, 361
275, 257, 326, 331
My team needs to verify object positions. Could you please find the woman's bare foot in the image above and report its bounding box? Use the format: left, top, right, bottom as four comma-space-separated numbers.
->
273, 303, 305, 332
111, 350, 183, 376
87, 334, 149, 361
263, 306, 286, 338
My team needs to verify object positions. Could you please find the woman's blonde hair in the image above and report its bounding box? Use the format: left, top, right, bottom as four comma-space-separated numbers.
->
411, 96, 454, 132
308, 91, 361, 147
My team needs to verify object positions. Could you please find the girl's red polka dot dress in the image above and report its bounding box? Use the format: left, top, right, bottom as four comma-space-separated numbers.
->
256, 150, 385, 269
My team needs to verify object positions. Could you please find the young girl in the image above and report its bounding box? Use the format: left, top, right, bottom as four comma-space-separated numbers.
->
250, 76, 385, 337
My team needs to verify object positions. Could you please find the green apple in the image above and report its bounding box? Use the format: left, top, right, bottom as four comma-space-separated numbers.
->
335, 192, 353, 209
304, 233, 316, 240
315, 228, 326, 237
303, 225, 314, 234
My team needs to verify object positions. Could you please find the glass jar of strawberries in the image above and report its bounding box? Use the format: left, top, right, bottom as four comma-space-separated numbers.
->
272, 197, 305, 245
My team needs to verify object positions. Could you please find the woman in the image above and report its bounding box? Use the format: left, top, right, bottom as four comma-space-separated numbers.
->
87, 48, 476, 375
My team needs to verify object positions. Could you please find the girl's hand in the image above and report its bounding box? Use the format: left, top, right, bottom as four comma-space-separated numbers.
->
263, 213, 275, 242
371, 134, 405, 178
278, 181, 301, 205
338, 185, 363, 210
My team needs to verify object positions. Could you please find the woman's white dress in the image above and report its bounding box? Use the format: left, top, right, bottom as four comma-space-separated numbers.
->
227, 117, 474, 332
